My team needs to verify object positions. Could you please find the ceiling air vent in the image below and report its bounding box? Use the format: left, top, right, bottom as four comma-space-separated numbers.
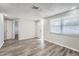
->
32, 4, 39, 9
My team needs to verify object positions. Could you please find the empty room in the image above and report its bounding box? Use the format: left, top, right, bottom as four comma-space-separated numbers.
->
0, 3, 79, 56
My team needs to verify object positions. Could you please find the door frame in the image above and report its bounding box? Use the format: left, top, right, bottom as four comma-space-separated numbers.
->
35, 20, 41, 38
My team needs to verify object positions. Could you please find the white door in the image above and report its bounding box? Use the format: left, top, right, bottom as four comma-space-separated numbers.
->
36, 21, 41, 38
5, 20, 14, 39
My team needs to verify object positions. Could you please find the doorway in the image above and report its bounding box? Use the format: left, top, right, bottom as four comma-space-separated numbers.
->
4, 19, 14, 40
4, 16, 19, 40
15, 20, 18, 40
35, 20, 41, 39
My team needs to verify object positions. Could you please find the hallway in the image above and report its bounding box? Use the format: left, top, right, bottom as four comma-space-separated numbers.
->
0, 39, 79, 56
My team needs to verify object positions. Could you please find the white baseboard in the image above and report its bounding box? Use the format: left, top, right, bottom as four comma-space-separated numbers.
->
45, 39, 79, 52
0, 41, 4, 48
19, 37, 37, 40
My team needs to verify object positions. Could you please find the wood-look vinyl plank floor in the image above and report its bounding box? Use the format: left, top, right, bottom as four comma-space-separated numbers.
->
0, 38, 79, 56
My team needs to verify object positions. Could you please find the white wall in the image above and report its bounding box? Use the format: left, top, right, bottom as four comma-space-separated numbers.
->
44, 9, 79, 52
0, 14, 4, 48
13, 20, 15, 39
18, 19, 35, 40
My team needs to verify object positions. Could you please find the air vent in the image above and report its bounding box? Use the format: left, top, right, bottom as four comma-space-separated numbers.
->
32, 4, 39, 9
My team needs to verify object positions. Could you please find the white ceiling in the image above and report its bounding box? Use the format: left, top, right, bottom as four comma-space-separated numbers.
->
0, 3, 79, 19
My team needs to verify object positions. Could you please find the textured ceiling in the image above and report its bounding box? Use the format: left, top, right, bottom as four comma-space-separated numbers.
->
0, 3, 79, 19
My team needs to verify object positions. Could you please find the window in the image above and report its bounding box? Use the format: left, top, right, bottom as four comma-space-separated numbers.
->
49, 18, 61, 33
63, 16, 79, 34
49, 16, 79, 36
